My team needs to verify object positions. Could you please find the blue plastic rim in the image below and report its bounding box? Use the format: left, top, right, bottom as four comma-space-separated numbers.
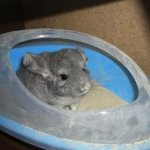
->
1, 115, 150, 150
10, 39, 138, 103
1, 29, 150, 150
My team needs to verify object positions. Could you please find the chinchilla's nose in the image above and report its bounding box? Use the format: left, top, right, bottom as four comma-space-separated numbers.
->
79, 82, 91, 94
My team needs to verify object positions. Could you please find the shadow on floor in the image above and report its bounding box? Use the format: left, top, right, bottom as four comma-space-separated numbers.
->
0, 0, 120, 33
139, 0, 150, 38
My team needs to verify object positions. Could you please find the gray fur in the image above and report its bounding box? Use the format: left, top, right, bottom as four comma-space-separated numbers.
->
17, 48, 91, 108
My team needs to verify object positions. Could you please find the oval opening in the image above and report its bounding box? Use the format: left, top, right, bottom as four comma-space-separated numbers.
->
10, 38, 138, 111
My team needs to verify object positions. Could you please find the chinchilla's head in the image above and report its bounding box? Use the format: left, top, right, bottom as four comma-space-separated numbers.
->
23, 48, 91, 101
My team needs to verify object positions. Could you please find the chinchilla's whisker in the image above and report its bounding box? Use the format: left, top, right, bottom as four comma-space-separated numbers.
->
90, 85, 100, 92
91, 75, 114, 84
91, 83, 100, 87
91, 84, 100, 87
91, 73, 113, 81
90, 72, 106, 79
90, 69, 107, 76
90, 67, 114, 81
91, 78, 113, 85
99, 79, 113, 83
90, 80, 99, 85
89, 89, 100, 95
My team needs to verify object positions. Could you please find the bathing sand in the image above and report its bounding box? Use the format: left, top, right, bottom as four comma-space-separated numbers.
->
77, 83, 128, 111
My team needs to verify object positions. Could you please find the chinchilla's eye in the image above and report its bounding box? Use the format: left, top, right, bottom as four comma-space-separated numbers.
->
83, 67, 87, 72
60, 74, 68, 81
83, 67, 90, 77
83, 67, 88, 72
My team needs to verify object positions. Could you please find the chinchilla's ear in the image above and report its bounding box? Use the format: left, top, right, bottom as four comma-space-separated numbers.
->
76, 47, 88, 65
23, 52, 53, 79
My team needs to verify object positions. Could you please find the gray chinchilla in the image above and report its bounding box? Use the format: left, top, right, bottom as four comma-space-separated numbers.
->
17, 48, 91, 110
